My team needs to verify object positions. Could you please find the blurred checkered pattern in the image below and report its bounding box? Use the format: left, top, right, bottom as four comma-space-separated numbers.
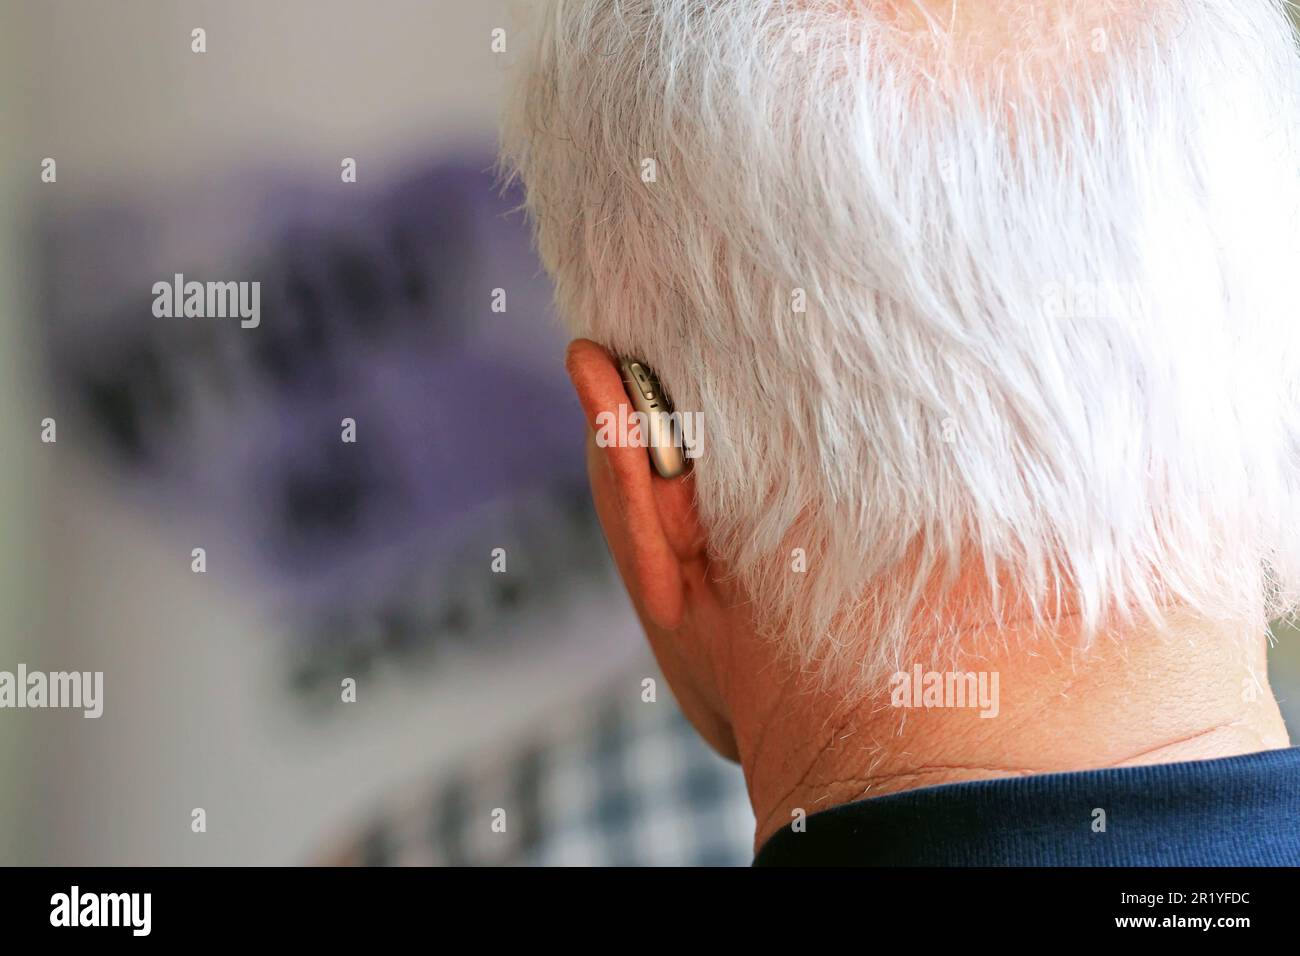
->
342, 669, 755, 866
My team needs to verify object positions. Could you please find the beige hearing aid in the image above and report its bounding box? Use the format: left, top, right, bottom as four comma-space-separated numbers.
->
619, 358, 686, 479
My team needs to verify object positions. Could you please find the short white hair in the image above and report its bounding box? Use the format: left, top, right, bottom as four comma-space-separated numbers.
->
501, 0, 1300, 687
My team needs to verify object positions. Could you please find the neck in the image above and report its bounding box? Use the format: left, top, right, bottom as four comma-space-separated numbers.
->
729, 608, 1291, 851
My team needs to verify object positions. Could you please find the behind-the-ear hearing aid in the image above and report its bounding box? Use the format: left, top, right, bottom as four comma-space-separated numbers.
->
619, 358, 686, 479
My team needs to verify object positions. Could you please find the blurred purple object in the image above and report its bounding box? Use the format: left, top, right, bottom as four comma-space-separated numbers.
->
34, 153, 608, 699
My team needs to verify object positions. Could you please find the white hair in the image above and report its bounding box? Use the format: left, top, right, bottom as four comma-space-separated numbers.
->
501, 0, 1300, 688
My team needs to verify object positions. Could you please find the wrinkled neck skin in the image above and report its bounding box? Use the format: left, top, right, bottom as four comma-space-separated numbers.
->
724, 608, 1290, 851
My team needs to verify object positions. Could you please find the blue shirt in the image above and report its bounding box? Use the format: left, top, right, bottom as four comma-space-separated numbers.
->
754, 747, 1300, 865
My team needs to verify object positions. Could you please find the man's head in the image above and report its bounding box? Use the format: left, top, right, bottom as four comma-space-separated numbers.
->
501, 1, 1300, 761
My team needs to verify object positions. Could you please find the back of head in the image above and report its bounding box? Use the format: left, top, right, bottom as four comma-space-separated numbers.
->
502, 0, 1300, 687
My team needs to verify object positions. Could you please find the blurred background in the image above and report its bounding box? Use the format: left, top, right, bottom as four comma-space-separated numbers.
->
0, 0, 1297, 866
0, 0, 753, 866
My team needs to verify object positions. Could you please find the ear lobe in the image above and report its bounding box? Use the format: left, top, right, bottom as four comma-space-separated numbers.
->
565, 339, 685, 630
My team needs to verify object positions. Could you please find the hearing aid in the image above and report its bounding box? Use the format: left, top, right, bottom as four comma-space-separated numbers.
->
619, 358, 686, 479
